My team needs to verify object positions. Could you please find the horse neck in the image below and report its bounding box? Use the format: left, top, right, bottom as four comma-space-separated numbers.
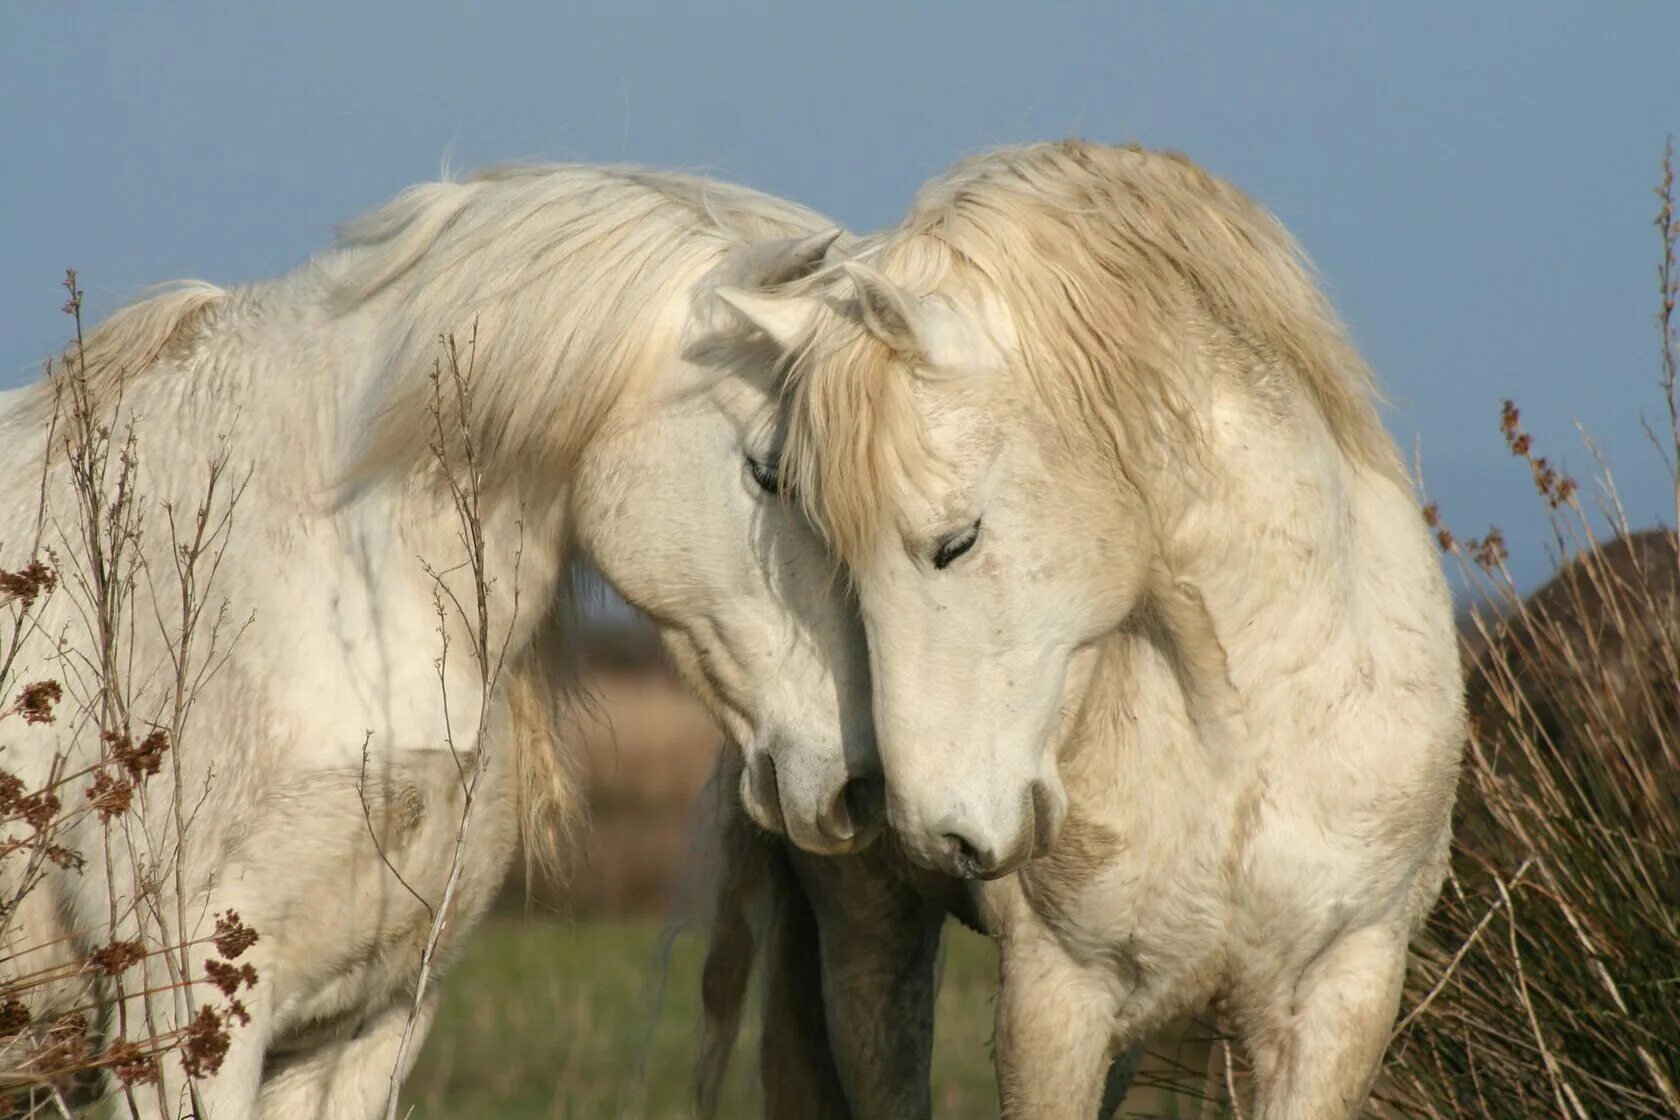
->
1145, 391, 1448, 745
399, 490, 572, 678
1060, 390, 1444, 794
240, 275, 579, 670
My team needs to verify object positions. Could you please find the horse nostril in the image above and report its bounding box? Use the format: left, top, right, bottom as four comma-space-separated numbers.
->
819, 782, 857, 843
843, 777, 885, 831
942, 832, 987, 880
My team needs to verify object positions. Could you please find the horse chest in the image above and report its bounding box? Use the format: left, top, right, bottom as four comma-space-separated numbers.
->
1005, 783, 1244, 1021
238, 748, 521, 1038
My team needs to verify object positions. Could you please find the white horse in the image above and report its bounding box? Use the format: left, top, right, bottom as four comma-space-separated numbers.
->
0, 165, 875, 1117
722, 141, 1465, 1118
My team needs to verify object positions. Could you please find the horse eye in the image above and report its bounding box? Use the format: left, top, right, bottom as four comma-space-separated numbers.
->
747, 455, 781, 496
933, 519, 982, 570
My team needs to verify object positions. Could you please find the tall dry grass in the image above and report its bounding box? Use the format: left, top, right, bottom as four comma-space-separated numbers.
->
1379, 141, 1680, 1119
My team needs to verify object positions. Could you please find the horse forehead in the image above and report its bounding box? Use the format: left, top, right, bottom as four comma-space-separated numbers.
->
884, 393, 1002, 528
921, 291, 1015, 372
704, 361, 777, 425
916, 369, 1006, 456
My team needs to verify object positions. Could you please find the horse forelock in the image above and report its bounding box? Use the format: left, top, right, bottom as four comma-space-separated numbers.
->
781, 315, 924, 564
774, 230, 965, 564
784, 140, 1405, 557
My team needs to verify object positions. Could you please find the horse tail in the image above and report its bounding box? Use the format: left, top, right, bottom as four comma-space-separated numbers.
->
694, 751, 768, 1118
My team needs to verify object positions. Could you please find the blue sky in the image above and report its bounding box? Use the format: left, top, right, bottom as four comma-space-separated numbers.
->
4, 2, 1677, 591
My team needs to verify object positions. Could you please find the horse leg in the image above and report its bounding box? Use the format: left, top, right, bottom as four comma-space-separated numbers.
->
1095, 1044, 1144, 1119
105, 952, 271, 1120
995, 927, 1118, 1120
792, 846, 943, 1120
255, 994, 439, 1120
760, 850, 852, 1120
1240, 924, 1408, 1120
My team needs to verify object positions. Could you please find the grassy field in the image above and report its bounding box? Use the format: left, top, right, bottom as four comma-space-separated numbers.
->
400, 915, 1222, 1119
399, 916, 1005, 1119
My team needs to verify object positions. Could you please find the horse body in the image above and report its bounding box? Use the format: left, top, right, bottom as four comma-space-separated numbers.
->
1, 281, 511, 1113
1, 165, 871, 1116
978, 390, 1461, 1108
728, 141, 1465, 1118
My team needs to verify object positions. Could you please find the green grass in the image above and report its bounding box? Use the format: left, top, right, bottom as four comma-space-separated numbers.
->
400, 916, 1003, 1119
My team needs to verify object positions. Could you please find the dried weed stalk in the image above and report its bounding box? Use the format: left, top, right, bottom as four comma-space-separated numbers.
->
379, 326, 525, 1119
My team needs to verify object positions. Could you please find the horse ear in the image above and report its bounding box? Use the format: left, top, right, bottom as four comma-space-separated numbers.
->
842, 262, 924, 358
715, 287, 821, 352
735, 227, 844, 288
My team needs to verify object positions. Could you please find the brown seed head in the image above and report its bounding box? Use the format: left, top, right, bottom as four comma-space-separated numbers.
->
89, 939, 146, 977
18, 790, 61, 832
0, 562, 56, 609
213, 911, 258, 959
203, 959, 258, 998
13, 680, 63, 725
180, 1006, 231, 1080
107, 1041, 160, 1087
0, 998, 29, 1037
1471, 528, 1508, 570
0, 771, 24, 816
85, 771, 134, 822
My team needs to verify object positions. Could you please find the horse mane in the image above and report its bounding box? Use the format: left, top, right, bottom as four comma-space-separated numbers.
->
331, 163, 832, 500
24, 281, 229, 420
783, 139, 1403, 560
29, 163, 826, 511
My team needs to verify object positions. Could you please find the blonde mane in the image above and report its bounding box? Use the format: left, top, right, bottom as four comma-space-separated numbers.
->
332, 163, 832, 498
782, 139, 1402, 560
28, 166, 829, 508
14, 280, 228, 428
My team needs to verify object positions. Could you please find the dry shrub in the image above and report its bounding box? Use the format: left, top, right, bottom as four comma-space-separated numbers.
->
0, 273, 260, 1117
